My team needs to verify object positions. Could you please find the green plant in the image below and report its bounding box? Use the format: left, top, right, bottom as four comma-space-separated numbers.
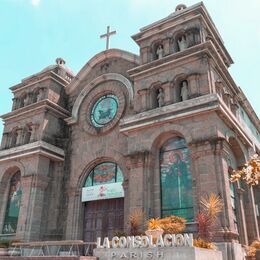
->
159, 216, 186, 234
128, 208, 144, 236
193, 238, 216, 250
0, 240, 11, 248
147, 218, 162, 230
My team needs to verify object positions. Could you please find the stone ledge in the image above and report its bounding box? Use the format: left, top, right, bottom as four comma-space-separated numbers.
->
94, 246, 223, 260
120, 94, 219, 134
0, 257, 96, 260
0, 141, 65, 162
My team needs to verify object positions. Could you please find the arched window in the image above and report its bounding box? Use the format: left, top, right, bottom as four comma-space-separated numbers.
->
2, 171, 22, 234
160, 137, 194, 221
82, 162, 124, 202
84, 162, 123, 187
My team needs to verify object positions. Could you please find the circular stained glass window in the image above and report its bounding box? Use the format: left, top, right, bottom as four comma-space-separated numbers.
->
90, 94, 119, 128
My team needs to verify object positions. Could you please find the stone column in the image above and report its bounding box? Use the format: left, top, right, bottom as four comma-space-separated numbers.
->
1, 133, 9, 149
187, 74, 200, 98
12, 98, 18, 110
214, 140, 240, 241
65, 187, 82, 240
16, 98, 22, 109
137, 88, 149, 112
236, 187, 248, 245
163, 38, 171, 56
125, 151, 148, 230
243, 186, 260, 242
161, 82, 171, 106
16, 174, 35, 240
18, 174, 51, 241
140, 47, 150, 64
30, 124, 39, 142
16, 128, 24, 146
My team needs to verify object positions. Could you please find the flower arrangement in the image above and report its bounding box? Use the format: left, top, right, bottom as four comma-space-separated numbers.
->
230, 154, 260, 186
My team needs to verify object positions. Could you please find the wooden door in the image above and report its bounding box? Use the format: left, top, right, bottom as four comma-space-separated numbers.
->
84, 198, 124, 242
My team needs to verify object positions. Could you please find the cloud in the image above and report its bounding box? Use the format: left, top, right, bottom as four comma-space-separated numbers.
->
31, 0, 40, 6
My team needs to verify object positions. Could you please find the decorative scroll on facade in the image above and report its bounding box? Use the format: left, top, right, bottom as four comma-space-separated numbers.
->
160, 138, 193, 221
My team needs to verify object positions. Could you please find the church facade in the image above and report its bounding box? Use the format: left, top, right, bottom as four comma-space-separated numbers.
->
0, 3, 259, 260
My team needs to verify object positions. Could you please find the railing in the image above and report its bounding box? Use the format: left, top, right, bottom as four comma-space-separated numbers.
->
10, 240, 96, 257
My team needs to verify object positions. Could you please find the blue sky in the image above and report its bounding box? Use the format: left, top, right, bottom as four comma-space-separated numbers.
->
0, 0, 259, 137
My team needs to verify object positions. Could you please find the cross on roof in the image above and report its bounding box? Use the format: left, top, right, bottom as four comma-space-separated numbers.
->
100, 26, 116, 50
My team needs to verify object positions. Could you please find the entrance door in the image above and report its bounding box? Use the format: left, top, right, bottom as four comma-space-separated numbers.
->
84, 198, 124, 242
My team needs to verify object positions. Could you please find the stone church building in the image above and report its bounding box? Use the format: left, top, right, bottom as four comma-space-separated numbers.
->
0, 2, 259, 259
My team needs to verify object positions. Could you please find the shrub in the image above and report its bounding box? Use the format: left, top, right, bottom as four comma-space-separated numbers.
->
197, 193, 223, 241
128, 208, 144, 236
247, 240, 260, 257
193, 238, 216, 250
159, 216, 186, 234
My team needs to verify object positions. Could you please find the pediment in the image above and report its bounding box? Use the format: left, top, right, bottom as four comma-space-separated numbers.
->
65, 48, 140, 95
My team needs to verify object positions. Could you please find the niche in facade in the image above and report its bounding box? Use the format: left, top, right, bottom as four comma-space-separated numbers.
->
152, 42, 164, 61
150, 83, 165, 109
175, 28, 201, 52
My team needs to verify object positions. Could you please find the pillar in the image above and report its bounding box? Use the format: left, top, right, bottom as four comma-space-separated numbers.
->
125, 151, 148, 231
161, 82, 172, 106
137, 88, 149, 112
1, 133, 9, 149
65, 187, 82, 240
17, 174, 50, 241
30, 124, 39, 142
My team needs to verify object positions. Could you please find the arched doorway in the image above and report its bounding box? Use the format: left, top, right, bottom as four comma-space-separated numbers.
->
160, 137, 194, 221
82, 162, 124, 242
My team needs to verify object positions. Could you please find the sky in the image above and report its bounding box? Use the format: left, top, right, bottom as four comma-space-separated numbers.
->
0, 0, 259, 138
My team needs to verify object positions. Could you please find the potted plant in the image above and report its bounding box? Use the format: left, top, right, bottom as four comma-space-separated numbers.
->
145, 218, 164, 241
0, 240, 10, 256
128, 208, 144, 236
193, 238, 216, 250
159, 216, 186, 234
246, 240, 260, 260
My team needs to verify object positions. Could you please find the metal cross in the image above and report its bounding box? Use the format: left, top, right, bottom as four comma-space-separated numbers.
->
100, 26, 116, 50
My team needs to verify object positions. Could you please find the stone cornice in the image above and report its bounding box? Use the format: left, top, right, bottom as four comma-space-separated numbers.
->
128, 42, 233, 86
120, 94, 256, 149
120, 94, 219, 134
0, 99, 71, 122
217, 98, 255, 148
10, 71, 70, 93
132, 2, 232, 65
0, 141, 65, 163
127, 41, 259, 132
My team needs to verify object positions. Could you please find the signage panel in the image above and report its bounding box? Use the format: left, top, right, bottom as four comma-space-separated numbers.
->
82, 182, 124, 202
